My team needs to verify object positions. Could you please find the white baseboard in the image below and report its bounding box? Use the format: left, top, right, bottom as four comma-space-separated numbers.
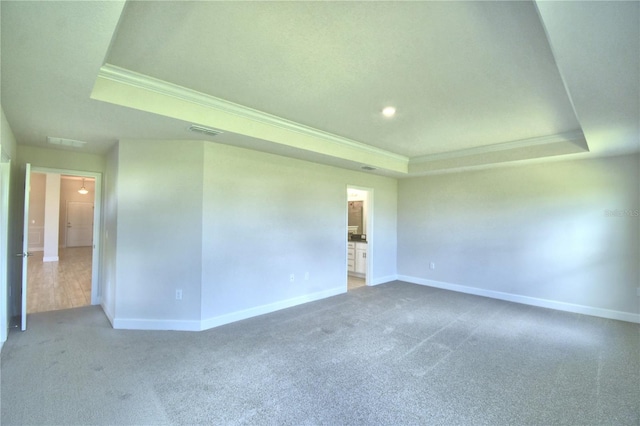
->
370, 275, 398, 286
113, 317, 201, 331
200, 286, 345, 331
398, 275, 640, 324
42, 256, 59, 262
108, 287, 346, 332
101, 302, 115, 327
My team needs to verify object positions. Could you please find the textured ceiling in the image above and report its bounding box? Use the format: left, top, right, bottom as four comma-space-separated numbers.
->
107, 1, 580, 158
1, 1, 638, 176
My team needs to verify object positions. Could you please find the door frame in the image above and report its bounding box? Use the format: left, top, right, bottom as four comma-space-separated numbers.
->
20, 164, 31, 330
30, 167, 102, 306
0, 152, 11, 342
346, 185, 374, 287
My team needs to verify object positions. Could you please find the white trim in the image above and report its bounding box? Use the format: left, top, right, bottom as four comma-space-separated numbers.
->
371, 275, 398, 286
21, 163, 31, 331
0, 159, 10, 344
200, 286, 345, 331
113, 317, 201, 332
398, 275, 640, 324
110, 287, 345, 331
101, 302, 115, 327
42, 256, 59, 262
98, 64, 408, 164
410, 130, 587, 164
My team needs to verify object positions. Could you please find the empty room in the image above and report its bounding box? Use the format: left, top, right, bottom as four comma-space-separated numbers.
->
0, 1, 638, 425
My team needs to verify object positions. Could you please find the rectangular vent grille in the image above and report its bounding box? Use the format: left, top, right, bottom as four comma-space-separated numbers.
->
189, 125, 223, 137
47, 137, 87, 148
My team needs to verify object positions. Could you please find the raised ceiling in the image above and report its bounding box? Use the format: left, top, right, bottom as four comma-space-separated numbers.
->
1, 1, 638, 176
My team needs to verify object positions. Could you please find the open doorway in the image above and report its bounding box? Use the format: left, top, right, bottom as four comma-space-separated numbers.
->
26, 173, 96, 313
347, 186, 372, 291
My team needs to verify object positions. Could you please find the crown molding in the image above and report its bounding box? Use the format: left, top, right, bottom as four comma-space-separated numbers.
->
410, 130, 587, 164
98, 64, 409, 165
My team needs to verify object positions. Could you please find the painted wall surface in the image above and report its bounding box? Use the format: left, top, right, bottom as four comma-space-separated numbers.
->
1, 109, 17, 161
43, 173, 61, 261
398, 154, 640, 318
1, 107, 18, 343
27, 173, 46, 251
115, 140, 204, 324
18, 145, 105, 173
3, 112, 25, 323
201, 143, 398, 322
109, 139, 396, 329
102, 145, 118, 323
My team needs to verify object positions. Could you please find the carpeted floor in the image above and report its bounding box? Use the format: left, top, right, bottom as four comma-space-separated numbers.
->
1, 281, 639, 425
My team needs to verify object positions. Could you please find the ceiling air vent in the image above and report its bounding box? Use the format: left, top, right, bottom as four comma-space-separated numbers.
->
47, 136, 87, 148
188, 124, 223, 137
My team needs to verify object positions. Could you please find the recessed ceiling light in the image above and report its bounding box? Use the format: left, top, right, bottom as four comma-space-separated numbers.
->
382, 106, 396, 118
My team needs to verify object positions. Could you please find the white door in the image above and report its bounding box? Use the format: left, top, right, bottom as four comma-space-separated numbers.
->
19, 163, 32, 331
66, 201, 93, 247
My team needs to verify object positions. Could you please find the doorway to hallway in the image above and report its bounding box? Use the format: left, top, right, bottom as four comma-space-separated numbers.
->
25, 173, 97, 314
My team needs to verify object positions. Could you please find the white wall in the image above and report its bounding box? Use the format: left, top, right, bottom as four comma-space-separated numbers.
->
1, 109, 17, 161
18, 145, 105, 173
1, 107, 18, 346
398, 154, 640, 322
109, 139, 397, 330
200, 143, 397, 325
27, 173, 46, 251
114, 140, 204, 328
42, 173, 61, 261
102, 145, 119, 323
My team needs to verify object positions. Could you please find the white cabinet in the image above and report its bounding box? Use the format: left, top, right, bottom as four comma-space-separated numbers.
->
348, 241, 367, 276
347, 242, 355, 272
355, 243, 367, 274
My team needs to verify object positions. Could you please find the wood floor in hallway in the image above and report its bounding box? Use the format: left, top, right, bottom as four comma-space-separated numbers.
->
347, 275, 365, 291
27, 247, 92, 313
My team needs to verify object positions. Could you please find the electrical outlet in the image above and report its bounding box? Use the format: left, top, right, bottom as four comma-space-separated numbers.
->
290, 274, 295, 283
175, 289, 183, 300
430, 262, 436, 270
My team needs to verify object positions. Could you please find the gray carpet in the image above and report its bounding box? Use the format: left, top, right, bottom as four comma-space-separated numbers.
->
1, 281, 639, 425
